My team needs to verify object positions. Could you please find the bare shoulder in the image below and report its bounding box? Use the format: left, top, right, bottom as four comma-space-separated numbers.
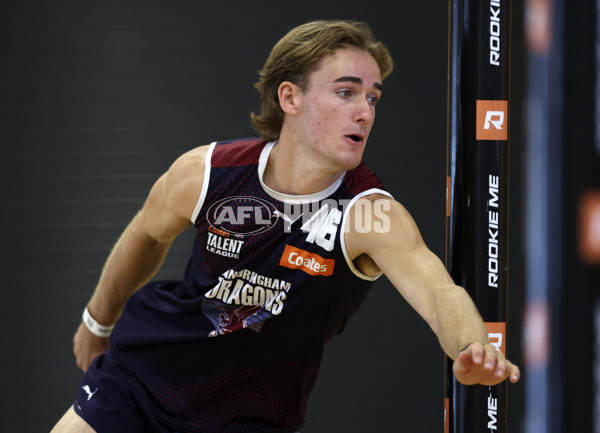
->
156, 144, 212, 222
345, 194, 423, 259
165, 145, 211, 185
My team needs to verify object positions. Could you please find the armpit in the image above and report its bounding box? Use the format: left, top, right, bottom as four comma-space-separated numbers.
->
352, 253, 381, 277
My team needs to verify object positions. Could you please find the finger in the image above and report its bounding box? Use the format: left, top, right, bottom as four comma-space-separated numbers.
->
465, 342, 485, 365
456, 350, 475, 370
482, 344, 499, 371
507, 362, 521, 383
487, 347, 507, 378
494, 358, 507, 380
453, 345, 477, 373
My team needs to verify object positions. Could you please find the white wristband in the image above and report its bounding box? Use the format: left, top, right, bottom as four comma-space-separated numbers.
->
82, 306, 114, 338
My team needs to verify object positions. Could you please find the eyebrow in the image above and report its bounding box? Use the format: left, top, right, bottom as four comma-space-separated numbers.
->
333, 76, 383, 92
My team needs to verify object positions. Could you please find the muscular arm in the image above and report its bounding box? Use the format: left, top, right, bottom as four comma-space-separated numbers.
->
345, 195, 520, 385
74, 145, 210, 371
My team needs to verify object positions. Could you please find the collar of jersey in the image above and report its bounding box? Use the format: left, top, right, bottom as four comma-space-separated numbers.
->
258, 141, 346, 204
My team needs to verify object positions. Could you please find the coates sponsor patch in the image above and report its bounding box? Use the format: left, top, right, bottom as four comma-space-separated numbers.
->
279, 244, 334, 276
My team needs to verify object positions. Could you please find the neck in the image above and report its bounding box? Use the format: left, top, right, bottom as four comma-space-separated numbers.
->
263, 137, 344, 196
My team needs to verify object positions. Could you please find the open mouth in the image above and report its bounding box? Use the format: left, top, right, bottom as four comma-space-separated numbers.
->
346, 134, 363, 143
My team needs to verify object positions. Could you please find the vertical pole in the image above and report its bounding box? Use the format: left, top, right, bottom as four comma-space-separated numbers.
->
444, 0, 511, 432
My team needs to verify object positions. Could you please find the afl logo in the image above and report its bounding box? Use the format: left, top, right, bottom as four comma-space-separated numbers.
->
206, 196, 279, 236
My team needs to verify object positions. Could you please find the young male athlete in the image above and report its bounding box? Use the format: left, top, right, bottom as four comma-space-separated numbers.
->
52, 20, 520, 433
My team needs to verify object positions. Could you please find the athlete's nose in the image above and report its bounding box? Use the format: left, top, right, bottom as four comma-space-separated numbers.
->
353, 97, 374, 125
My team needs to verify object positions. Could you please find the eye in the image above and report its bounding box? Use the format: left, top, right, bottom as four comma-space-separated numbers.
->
337, 89, 353, 98
367, 95, 379, 106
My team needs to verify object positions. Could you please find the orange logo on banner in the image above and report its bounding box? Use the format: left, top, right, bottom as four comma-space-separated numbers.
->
485, 322, 506, 354
279, 244, 335, 276
579, 190, 600, 265
476, 100, 508, 141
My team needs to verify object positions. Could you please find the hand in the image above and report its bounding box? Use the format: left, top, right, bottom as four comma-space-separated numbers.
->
452, 342, 520, 386
73, 322, 110, 372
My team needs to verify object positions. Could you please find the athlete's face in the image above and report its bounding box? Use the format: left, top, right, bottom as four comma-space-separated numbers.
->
294, 47, 383, 171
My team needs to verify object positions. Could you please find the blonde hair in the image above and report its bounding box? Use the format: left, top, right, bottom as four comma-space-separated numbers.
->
251, 20, 394, 141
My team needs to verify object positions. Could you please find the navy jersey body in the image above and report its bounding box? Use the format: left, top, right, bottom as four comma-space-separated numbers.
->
106, 138, 392, 433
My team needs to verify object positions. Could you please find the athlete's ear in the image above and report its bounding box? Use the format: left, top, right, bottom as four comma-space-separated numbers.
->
278, 81, 301, 116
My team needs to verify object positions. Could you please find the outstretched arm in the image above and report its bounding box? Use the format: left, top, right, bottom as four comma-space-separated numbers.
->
73, 145, 210, 372
345, 195, 520, 386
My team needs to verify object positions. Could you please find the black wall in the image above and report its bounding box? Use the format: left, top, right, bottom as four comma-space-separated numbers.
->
0, 1, 524, 432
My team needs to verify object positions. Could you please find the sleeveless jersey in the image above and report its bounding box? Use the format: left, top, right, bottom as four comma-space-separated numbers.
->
108, 138, 392, 433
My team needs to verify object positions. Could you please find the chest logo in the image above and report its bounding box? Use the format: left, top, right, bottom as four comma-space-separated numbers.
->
279, 244, 335, 276
206, 196, 279, 236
